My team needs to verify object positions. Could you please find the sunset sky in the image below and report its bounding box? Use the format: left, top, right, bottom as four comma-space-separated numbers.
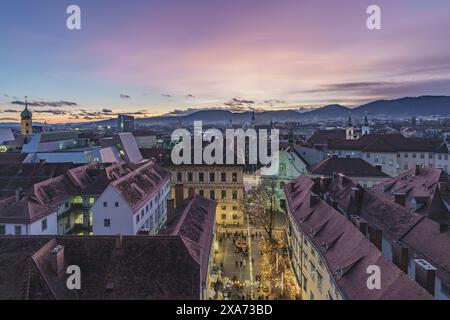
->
1, 0, 450, 123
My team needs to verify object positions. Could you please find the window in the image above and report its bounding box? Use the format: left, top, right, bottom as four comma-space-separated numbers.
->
209, 173, 215, 182
412, 153, 416, 159
15, 225, 21, 235
232, 214, 238, 220
103, 202, 107, 207
232, 190, 238, 200
89, 197, 95, 205
404, 153, 408, 158
420, 153, 425, 159
442, 282, 450, 297
199, 189, 204, 197
73, 196, 83, 204
429, 153, 434, 159
317, 272, 323, 293
302, 274, 308, 291
115, 202, 119, 207
0, 225, 5, 235
177, 172, 182, 182
141, 210, 144, 218
232, 173, 238, 182
104, 219, 111, 227
221, 172, 227, 182
221, 214, 227, 220
210, 190, 215, 200
438, 154, 443, 160
232, 205, 238, 211
136, 214, 140, 224
188, 172, 193, 182
366, 153, 370, 159
41, 219, 48, 231
199, 172, 204, 182
221, 205, 227, 210
221, 190, 227, 199
445, 155, 449, 161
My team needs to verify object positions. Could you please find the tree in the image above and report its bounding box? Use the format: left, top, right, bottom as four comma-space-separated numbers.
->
244, 179, 277, 240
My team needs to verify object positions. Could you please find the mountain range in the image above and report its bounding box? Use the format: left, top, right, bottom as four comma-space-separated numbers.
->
146, 95, 450, 125
3, 95, 449, 128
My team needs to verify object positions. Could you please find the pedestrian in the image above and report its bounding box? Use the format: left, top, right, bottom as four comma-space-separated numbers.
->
235, 261, 238, 268
252, 258, 255, 265
240, 261, 243, 267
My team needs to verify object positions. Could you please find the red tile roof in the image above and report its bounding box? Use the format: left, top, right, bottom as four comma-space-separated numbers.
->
161, 195, 216, 284
0, 235, 208, 300
307, 131, 448, 153
111, 160, 170, 211
371, 166, 449, 221
324, 174, 450, 285
309, 157, 388, 178
284, 174, 432, 300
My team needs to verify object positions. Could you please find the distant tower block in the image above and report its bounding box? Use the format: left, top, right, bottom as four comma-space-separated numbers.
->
362, 111, 371, 135
20, 96, 33, 135
345, 111, 355, 140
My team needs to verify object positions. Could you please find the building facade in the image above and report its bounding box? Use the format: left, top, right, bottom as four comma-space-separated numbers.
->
284, 174, 432, 300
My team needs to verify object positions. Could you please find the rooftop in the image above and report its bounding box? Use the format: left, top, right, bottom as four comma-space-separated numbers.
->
0, 235, 207, 300
308, 157, 388, 178
284, 174, 432, 300
323, 173, 450, 284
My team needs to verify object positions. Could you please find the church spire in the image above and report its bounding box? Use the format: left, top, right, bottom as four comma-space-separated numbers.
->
347, 111, 352, 127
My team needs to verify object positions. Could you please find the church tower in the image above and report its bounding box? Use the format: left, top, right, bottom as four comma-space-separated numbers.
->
345, 111, 355, 140
362, 111, 370, 135
20, 97, 33, 135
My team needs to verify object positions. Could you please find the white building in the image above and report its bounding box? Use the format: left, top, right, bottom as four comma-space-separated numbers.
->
92, 161, 171, 235
298, 129, 450, 177
0, 161, 170, 236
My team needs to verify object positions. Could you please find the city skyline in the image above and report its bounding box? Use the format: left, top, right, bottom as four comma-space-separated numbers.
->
1, 0, 450, 123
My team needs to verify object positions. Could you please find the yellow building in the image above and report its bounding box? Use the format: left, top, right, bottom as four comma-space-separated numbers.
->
283, 174, 431, 300
20, 98, 33, 135
168, 164, 245, 226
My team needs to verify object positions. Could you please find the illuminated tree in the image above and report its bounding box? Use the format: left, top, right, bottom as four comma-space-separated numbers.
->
244, 179, 277, 240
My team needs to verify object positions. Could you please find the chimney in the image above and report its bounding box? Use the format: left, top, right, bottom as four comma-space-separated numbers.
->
115, 234, 123, 249
338, 173, 345, 186
439, 220, 449, 233
438, 182, 448, 193
50, 245, 65, 276
414, 164, 421, 176
167, 199, 175, 222
309, 194, 319, 208
351, 186, 365, 208
392, 241, 409, 273
414, 259, 436, 295
393, 192, 406, 206
175, 184, 184, 208
350, 215, 368, 236
188, 187, 195, 198
368, 225, 382, 251
15, 188, 23, 202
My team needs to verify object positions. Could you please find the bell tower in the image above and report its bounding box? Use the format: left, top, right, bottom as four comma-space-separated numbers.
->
362, 111, 370, 135
345, 111, 355, 140
20, 96, 33, 135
